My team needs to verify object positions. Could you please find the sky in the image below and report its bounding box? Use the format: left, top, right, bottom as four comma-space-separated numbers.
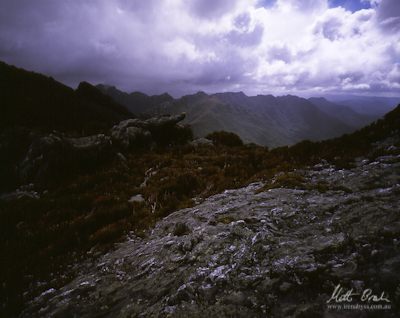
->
0, 0, 399, 97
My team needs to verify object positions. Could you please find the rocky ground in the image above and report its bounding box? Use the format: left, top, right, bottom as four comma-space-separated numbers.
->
23, 140, 400, 317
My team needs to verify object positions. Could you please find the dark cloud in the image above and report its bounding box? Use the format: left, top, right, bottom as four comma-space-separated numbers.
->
319, 17, 343, 40
339, 72, 365, 82
226, 24, 264, 47
376, 0, 400, 32
0, 0, 398, 96
234, 12, 252, 30
189, 0, 237, 19
268, 45, 292, 63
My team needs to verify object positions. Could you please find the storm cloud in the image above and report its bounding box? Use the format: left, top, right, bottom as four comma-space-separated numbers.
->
0, 0, 398, 96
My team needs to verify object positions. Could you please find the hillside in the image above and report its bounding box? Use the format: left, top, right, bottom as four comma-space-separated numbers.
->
162, 92, 358, 147
21, 105, 400, 318
96, 84, 174, 116
308, 97, 375, 128
0, 61, 132, 134
326, 95, 399, 117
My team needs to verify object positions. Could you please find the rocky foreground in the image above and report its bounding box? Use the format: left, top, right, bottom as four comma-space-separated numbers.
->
23, 144, 400, 317
0, 113, 189, 190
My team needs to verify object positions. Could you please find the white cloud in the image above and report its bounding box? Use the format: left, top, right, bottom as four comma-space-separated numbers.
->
0, 0, 398, 96
275, 0, 328, 12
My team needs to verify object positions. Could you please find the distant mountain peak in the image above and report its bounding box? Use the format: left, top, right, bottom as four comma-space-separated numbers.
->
278, 94, 303, 100
308, 97, 328, 102
96, 84, 117, 90
77, 81, 95, 90
194, 91, 208, 97
216, 91, 247, 97
159, 92, 173, 99
130, 91, 149, 97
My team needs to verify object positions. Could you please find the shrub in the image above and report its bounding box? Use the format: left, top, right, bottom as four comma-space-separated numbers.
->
206, 131, 244, 147
89, 221, 125, 244
272, 172, 306, 189
256, 171, 306, 192
151, 125, 193, 146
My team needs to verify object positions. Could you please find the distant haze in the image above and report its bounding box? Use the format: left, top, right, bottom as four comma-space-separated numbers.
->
0, 0, 399, 97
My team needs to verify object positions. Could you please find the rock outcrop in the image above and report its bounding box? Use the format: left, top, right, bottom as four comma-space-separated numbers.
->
110, 122, 151, 148
14, 114, 188, 187
24, 145, 400, 317
19, 133, 113, 186
110, 113, 187, 148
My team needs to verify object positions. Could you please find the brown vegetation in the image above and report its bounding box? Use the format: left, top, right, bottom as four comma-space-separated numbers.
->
0, 105, 399, 315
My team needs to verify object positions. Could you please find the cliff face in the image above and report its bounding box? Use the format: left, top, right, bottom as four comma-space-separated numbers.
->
24, 136, 400, 317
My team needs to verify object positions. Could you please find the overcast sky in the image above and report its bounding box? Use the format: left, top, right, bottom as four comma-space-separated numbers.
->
0, 0, 399, 96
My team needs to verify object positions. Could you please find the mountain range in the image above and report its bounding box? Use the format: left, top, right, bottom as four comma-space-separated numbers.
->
1, 61, 398, 147
97, 85, 398, 147
324, 94, 400, 117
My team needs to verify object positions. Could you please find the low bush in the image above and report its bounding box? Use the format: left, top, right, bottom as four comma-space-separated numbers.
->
206, 131, 244, 147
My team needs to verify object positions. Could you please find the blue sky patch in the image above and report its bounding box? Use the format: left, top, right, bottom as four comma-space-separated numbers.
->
328, 0, 372, 12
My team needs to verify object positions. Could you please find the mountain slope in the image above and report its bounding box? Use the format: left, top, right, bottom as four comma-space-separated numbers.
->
308, 97, 375, 128
325, 95, 399, 117
0, 61, 132, 134
163, 92, 356, 147
96, 84, 173, 116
